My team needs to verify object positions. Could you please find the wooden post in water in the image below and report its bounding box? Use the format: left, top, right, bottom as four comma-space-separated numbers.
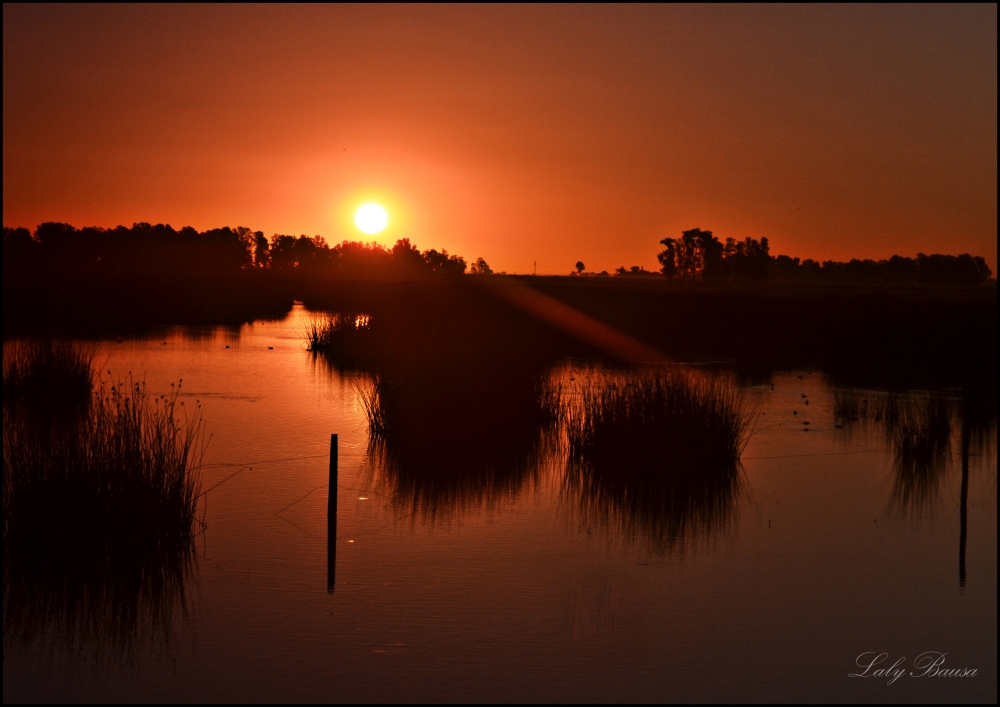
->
328, 433, 338, 593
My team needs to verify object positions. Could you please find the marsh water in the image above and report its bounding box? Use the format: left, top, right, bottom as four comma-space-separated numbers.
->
3, 305, 996, 703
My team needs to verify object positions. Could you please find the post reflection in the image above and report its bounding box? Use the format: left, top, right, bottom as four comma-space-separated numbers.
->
958, 393, 997, 588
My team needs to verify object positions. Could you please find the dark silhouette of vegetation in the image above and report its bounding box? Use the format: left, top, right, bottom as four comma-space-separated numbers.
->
561, 368, 754, 552
356, 372, 558, 519
3, 340, 94, 415
515, 276, 995, 391
614, 265, 656, 277
469, 257, 493, 275
3, 220, 995, 397
3, 347, 203, 663
658, 227, 993, 285
1, 223, 480, 279
304, 284, 574, 519
1, 223, 495, 335
6, 220, 990, 287
307, 313, 373, 354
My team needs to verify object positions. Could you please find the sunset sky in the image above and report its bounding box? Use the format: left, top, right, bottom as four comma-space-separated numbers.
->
3, 4, 996, 274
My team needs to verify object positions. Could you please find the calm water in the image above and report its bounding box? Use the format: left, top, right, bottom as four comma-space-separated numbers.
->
4, 305, 996, 703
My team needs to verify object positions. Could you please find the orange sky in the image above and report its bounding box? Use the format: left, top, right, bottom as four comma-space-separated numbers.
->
3, 5, 996, 274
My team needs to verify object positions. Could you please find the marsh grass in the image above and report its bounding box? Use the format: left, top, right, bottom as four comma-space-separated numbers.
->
3, 339, 94, 415
562, 368, 756, 551
306, 312, 371, 354
3, 363, 203, 663
565, 368, 755, 472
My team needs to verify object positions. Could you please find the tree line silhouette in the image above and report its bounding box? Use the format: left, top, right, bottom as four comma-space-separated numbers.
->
4, 221, 992, 285
2, 221, 994, 395
2, 223, 478, 279
654, 228, 992, 286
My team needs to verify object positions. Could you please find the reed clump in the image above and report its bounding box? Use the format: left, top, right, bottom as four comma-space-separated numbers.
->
3, 339, 94, 414
4, 377, 203, 538
565, 369, 754, 472
307, 312, 372, 355
563, 369, 755, 550
3, 362, 203, 662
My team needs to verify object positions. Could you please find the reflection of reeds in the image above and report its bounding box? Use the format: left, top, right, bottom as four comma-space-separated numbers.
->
3, 365, 203, 664
563, 369, 755, 552
890, 397, 953, 511
358, 370, 557, 519
306, 299, 565, 519
833, 389, 955, 514
354, 375, 389, 437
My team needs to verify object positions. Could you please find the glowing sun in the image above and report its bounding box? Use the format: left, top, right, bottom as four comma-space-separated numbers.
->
355, 203, 388, 234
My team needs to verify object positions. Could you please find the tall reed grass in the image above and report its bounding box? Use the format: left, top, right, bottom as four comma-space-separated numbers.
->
3, 342, 203, 663
4, 377, 203, 538
306, 312, 371, 352
3, 339, 94, 413
565, 369, 755, 472
562, 368, 756, 551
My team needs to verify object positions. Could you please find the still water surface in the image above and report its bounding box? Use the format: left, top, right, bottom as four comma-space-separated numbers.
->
3, 306, 996, 702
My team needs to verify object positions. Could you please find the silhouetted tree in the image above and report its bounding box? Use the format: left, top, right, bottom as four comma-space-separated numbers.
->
422, 248, 466, 275
657, 239, 677, 279
470, 257, 493, 275
3, 227, 36, 268
575, 261, 585, 274
720, 236, 771, 282
390, 238, 426, 275
333, 240, 391, 276
270, 234, 327, 269
655, 227, 993, 286
252, 231, 270, 268
658, 228, 722, 279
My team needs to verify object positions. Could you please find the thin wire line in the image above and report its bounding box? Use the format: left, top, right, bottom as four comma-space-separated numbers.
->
743, 449, 884, 460
198, 466, 250, 497
274, 483, 328, 515
202, 453, 326, 469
